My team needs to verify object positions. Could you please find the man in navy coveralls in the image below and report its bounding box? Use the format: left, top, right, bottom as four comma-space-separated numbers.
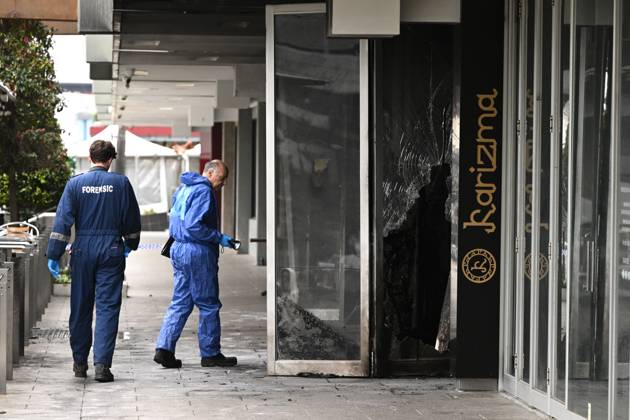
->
47, 140, 141, 382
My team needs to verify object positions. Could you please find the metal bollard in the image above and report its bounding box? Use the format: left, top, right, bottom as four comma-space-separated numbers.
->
0, 267, 8, 394
43, 238, 52, 313
2, 262, 13, 380
23, 256, 32, 344
5, 260, 19, 366
35, 240, 48, 323
31, 245, 39, 327
33, 242, 42, 323
12, 256, 25, 357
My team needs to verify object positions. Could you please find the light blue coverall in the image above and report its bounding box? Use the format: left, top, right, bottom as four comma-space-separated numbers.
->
156, 172, 225, 357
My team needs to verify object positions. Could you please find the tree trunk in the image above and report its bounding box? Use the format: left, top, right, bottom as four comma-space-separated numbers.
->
8, 168, 19, 222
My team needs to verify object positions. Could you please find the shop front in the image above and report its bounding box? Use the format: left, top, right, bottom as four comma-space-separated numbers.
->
265, 3, 370, 376
500, 0, 630, 418
264, 2, 462, 378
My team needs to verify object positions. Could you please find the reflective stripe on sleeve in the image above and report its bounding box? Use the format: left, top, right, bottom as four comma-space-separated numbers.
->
50, 232, 70, 242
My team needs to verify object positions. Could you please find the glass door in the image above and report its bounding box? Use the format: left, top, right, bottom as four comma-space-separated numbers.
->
567, 1, 613, 416
507, 0, 609, 414
551, 0, 571, 404
504, 0, 630, 417
265, 4, 369, 376
514, 0, 537, 390
534, 0, 554, 396
514, 0, 548, 398
615, 2, 630, 419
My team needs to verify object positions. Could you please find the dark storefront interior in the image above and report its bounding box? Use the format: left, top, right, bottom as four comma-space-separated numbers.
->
372, 24, 455, 376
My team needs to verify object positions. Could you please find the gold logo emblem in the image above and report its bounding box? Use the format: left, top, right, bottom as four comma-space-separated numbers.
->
462, 248, 496, 284
524, 252, 549, 280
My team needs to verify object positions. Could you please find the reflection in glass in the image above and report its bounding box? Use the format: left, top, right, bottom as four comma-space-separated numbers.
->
535, 0, 553, 393
274, 13, 360, 360
616, 1, 630, 418
568, 0, 613, 416
509, 10, 521, 377
522, 0, 536, 383
554, 0, 571, 402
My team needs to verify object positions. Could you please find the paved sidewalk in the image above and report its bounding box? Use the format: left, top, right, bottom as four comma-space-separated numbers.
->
0, 232, 546, 419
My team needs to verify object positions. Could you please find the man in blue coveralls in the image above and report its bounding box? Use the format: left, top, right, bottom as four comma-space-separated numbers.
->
46, 140, 141, 382
154, 160, 238, 369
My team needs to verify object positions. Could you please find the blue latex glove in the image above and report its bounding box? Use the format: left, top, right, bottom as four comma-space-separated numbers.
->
219, 234, 233, 248
47, 259, 60, 279
124, 245, 132, 258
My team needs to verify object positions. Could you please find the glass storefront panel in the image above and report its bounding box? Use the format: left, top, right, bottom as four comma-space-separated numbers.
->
554, 0, 571, 403
504, 0, 628, 417
521, 0, 536, 384
567, 0, 613, 417
616, 1, 630, 418
509, 9, 521, 378
273, 12, 361, 360
535, 0, 553, 393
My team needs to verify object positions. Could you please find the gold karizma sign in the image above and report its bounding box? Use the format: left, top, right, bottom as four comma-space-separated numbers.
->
463, 89, 498, 235
462, 248, 497, 284
460, 89, 500, 285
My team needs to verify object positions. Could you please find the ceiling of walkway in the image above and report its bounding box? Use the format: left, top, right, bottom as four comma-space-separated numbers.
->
99, 0, 286, 128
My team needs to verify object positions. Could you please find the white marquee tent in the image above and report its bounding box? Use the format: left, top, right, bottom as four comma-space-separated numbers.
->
65, 125, 197, 214
186, 143, 201, 174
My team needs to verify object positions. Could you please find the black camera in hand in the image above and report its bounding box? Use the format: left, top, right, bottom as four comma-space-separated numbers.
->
228, 239, 241, 250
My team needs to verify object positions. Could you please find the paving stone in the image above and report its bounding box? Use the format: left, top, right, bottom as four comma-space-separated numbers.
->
0, 233, 547, 419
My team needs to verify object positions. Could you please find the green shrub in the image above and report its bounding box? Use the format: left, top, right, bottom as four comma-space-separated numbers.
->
54, 267, 71, 284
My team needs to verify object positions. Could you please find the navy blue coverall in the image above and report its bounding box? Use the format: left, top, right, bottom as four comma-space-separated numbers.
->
46, 166, 141, 367
156, 172, 223, 357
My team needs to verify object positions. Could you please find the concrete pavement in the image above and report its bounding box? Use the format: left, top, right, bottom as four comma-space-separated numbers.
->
0, 232, 546, 419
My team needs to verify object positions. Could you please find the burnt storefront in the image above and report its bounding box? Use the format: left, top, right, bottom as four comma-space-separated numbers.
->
264, 1, 505, 384
83, 1, 630, 418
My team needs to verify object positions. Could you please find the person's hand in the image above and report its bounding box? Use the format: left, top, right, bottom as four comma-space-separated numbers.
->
219, 234, 233, 248
47, 259, 60, 279
122, 239, 132, 257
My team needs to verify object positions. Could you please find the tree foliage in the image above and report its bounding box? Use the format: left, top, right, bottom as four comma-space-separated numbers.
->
0, 160, 72, 217
0, 19, 70, 220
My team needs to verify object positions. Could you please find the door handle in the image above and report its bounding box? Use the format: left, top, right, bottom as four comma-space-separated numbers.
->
590, 241, 597, 293
585, 241, 596, 293
584, 241, 592, 292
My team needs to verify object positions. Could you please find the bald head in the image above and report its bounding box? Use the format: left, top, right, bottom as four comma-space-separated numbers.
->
203, 159, 229, 190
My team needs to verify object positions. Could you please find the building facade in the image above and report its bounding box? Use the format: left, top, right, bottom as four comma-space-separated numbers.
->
76, 1, 630, 418
500, 0, 630, 418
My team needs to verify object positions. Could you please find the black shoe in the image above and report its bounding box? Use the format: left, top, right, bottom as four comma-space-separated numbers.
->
201, 353, 237, 367
94, 364, 114, 382
154, 348, 182, 369
73, 363, 88, 378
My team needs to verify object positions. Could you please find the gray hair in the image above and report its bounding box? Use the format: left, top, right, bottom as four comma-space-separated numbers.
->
203, 160, 228, 177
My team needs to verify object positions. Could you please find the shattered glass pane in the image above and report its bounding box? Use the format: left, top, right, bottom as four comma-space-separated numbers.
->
274, 13, 361, 360
381, 25, 454, 362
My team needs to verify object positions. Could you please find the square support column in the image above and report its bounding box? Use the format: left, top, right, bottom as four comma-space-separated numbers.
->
221, 122, 237, 237
235, 108, 253, 254
253, 103, 266, 265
